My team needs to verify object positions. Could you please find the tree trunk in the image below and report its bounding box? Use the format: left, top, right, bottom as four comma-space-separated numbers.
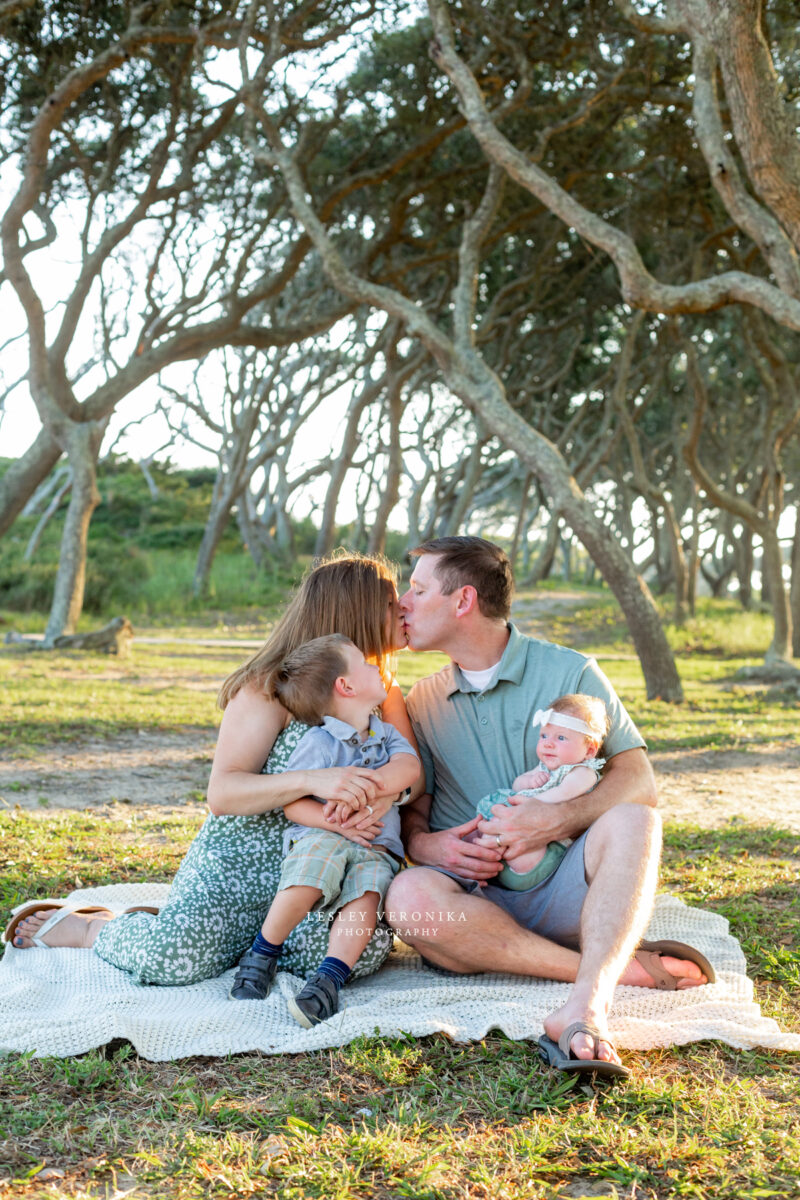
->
43, 426, 102, 644
193, 474, 239, 597
405, 464, 434, 548
519, 491, 541, 576
660, 499, 690, 625
314, 391, 373, 558
508, 472, 532, 570
760, 525, 793, 663
559, 533, 572, 582
441, 431, 485, 535
646, 503, 669, 594
524, 514, 559, 585
442, 364, 683, 700
735, 528, 754, 609
273, 456, 294, 559
367, 376, 404, 556
791, 507, 800, 658
0, 428, 63, 538
237, 487, 282, 568
24, 468, 73, 562
686, 508, 700, 618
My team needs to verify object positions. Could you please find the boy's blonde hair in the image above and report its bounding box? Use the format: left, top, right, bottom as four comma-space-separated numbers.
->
548, 694, 610, 750
269, 634, 355, 727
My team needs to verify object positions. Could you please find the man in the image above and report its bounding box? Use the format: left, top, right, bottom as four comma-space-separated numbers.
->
387, 536, 712, 1075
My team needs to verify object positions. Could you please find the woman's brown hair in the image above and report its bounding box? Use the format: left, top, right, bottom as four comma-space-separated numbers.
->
217, 550, 399, 708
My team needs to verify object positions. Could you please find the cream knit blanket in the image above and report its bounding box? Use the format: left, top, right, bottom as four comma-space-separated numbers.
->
1, 885, 798, 1061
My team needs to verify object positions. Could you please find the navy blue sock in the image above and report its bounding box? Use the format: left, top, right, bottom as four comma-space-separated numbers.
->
251, 932, 283, 958
317, 956, 351, 989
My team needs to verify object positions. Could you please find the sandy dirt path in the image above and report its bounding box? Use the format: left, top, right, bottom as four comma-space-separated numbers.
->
2, 730, 798, 831
2, 593, 797, 831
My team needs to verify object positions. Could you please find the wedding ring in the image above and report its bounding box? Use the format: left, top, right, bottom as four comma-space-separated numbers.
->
365, 804, 374, 815
495, 835, 502, 849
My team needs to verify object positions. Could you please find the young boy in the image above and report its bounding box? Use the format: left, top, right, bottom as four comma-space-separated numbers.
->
230, 633, 419, 1027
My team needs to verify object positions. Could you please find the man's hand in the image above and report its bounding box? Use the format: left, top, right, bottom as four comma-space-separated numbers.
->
408, 816, 503, 882
478, 796, 567, 861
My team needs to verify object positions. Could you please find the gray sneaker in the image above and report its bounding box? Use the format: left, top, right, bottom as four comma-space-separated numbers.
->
287, 970, 340, 1027
230, 950, 278, 1000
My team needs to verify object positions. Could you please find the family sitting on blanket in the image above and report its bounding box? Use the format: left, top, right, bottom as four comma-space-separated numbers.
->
5, 538, 714, 1078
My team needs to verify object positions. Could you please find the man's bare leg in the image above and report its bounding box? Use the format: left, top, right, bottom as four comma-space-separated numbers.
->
385, 870, 582, 981
12, 910, 113, 949
389, 805, 708, 1066
543, 804, 706, 1065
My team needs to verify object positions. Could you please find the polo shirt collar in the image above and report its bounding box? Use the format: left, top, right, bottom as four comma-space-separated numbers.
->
446, 622, 528, 696
321, 714, 382, 746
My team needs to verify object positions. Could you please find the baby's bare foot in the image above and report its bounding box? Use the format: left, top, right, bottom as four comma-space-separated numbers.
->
503, 849, 546, 874
13, 909, 113, 949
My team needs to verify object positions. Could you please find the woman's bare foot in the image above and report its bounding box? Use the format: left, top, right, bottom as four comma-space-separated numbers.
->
543, 999, 621, 1065
12, 909, 113, 949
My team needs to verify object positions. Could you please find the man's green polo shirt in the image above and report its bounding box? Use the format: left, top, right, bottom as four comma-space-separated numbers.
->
405, 623, 645, 833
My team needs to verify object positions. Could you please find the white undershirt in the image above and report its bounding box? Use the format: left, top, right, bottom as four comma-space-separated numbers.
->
458, 662, 501, 692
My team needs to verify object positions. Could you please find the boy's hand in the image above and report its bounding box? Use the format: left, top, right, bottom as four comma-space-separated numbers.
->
322, 797, 359, 823
337, 819, 381, 847
512, 768, 549, 791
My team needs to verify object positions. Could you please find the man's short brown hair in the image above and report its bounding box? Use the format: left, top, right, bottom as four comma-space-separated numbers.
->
411, 536, 514, 620
270, 634, 354, 726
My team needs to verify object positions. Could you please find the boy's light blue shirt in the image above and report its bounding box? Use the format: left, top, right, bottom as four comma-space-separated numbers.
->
283, 714, 417, 859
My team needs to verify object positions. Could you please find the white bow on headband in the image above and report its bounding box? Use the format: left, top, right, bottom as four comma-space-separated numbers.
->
532, 708, 594, 736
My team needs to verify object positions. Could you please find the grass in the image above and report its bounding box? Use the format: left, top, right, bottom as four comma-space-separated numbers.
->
0, 592, 798, 1198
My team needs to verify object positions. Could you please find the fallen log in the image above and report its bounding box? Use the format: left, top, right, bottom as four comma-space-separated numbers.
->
5, 616, 135, 656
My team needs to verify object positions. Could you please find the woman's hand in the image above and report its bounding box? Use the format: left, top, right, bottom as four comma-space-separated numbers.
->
304, 765, 383, 806
341, 790, 396, 830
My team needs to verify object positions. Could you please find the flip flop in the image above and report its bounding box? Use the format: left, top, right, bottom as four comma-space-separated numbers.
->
3, 901, 158, 947
538, 1021, 631, 1079
635, 939, 716, 989
4, 902, 115, 946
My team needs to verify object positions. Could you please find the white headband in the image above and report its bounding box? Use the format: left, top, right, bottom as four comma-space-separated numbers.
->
533, 708, 595, 737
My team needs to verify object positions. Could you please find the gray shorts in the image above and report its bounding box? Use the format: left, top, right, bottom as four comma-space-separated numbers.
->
430, 830, 589, 950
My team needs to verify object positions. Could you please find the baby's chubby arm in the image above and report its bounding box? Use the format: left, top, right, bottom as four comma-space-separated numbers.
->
509, 764, 598, 805
512, 767, 550, 791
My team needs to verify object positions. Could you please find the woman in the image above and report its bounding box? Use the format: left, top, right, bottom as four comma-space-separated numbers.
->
7, 551, 417, 985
